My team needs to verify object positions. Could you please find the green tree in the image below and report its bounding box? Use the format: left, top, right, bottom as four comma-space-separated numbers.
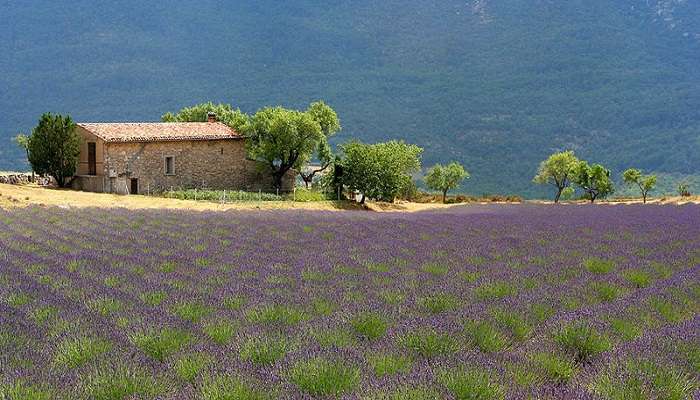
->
622, 168, 657, 203
13, 133, 33, 179
27, 113, 81, 187
533, 151, 580, 203
245, 105, 325, 190
339, 140, 422, 203
298, 102, 341, 188
162, 102, 248, 131
573, 161, 614, 203
424, 162, 470, 203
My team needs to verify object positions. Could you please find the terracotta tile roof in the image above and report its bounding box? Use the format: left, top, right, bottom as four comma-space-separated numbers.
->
77, 122, 242, 143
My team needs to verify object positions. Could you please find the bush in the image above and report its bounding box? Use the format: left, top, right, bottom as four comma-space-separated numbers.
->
351, 312, 388, 340
27, 113, 81, 187
289, 358, 360, 396
163, 189, 283, 202
438, 368, 505, 400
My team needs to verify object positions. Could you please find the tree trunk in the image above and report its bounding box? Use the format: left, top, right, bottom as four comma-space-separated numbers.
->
554, 188, 562, 203
642, 193, 647, 204
273, 172, 284, 191
442, 190, 447, 204
360, 194, 365, 204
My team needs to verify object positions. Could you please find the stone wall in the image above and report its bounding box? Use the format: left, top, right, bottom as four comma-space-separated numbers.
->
102, 139, 294, 194
0, 173, 52, 186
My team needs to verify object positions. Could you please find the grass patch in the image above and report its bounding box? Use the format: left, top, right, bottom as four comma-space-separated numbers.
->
649, 297, 692, 323
399, 329, 458, 357
130, 327, 191, 362
223, 295, 246, 310
200, 375, 270, 400
554, 323, 611, 363
584, 257, 615, 274
623, 269, 653, 288
139, 290, 167, 306
175, 353, 212, 384
82, 365, 163, 400
351, 312, 388, 340
365, 386, 441, 400
7, 292, 32, 307
464, 321, 509, 353
592, 282, 626, 302
367, 353, 413, 377
531, 353, 576, 384
312, 328, 355, 348
53, 337, 112, 369
592, 359, 698, 400
379, 290, 406, 305
289, 357, 360, 396
203, 320, 237, 345
491, 310, 531, 341
311, 298, 336, 316
475, 281, 516, 301
0, 381, 53, 400
419, 293, 460, 314
438, 368, 505, 400
421, 263, 449, 277
245, 304, 306, 325
173, 301, 212, 323
239, 336, 290, 366
610, 318, 643, 341
89, 298, 123, 316
30, 305, 59, 324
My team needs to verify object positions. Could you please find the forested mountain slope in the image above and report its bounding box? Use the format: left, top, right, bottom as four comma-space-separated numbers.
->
1, 0, 698, 197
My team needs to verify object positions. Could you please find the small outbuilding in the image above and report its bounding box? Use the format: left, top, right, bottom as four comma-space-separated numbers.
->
72, 114, 292, 194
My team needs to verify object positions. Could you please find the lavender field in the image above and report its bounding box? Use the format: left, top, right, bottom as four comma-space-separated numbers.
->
1, 205, 699, 399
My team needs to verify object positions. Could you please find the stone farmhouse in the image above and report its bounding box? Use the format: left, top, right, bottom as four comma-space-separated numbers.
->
72, 114, 293, 194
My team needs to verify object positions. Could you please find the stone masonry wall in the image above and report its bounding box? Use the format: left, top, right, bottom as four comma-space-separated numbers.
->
103, 139, 294, 194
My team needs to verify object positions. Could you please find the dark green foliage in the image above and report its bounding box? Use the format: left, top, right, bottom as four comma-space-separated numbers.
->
289, 358, 360, 396
573, 161, 615, 203
26, 113, 81, 187
338, 140, 423, 203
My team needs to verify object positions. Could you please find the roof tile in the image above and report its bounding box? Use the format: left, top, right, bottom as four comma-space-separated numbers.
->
77, 122, 242, 143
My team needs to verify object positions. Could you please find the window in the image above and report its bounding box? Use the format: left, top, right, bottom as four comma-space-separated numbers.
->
165, 156, 175, 175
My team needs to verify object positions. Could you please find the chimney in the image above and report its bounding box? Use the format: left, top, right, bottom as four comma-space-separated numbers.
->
207, 112, 217, 123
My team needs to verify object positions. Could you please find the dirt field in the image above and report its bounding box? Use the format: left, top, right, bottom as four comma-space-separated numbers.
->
0, 184, 468, 212
1, 183, 696, 212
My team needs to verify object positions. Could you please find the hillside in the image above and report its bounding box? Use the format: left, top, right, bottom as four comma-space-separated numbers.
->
1, 0, 699, 197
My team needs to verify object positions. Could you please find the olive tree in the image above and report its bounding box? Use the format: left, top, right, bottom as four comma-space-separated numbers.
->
573, 161, 614, 203
533, 151, 580, 203
245, 106, 324, 190
339, 140, 422, 203
162, 102, 248, 131
298, 102, 341, 188
13, 133, 33, 179
622, 168, 657, 203
424, 162, 470, 203
27, 113, 81, 187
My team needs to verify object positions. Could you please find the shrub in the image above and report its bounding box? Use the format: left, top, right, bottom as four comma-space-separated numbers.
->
312, 328, 355, 348
438, 368, 505, 400
0, 381, 53, 400
554, 323, 610, 363
289, 358, 360, 396
491, 310, 531, 341
163, 189, 283, 202
26, 113, 81, 187
139, 290, 167, 306
351, 312, 388, 340
173, 302, 212, 323
592, 282, 625, 302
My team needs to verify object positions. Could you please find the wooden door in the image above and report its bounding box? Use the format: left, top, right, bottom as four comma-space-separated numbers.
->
88, 142, 96, 175
130, 178, 138, 195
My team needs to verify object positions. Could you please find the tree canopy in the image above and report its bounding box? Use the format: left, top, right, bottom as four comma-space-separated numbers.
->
27, 113, 81, 187
298, 102, 341, 188
424, 162, 470, 203
162, 102, 248, 131
622, 168, 657, 203
573, 161, 614, 203
339, 140, 422, 203
533, 151, 580, 203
